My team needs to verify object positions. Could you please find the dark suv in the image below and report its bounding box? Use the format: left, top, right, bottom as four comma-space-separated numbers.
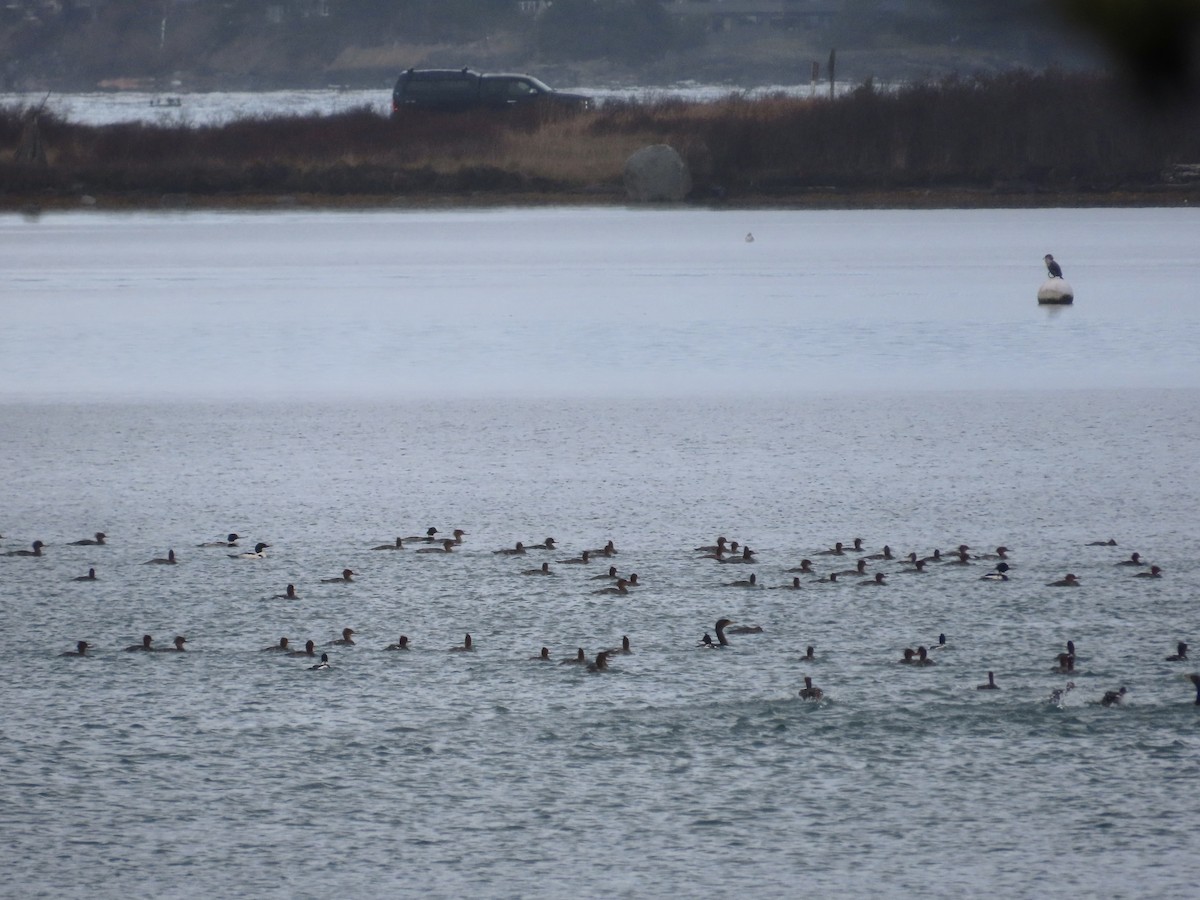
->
392, 68, 591, 115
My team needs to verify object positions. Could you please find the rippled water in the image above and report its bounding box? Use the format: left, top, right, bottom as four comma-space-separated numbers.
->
2, 208, 1199, 898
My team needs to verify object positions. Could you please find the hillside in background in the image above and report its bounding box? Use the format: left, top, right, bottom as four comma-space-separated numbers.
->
0, 0, 1103, 92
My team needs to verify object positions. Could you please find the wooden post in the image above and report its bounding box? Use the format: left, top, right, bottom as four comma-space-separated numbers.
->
828, 48, 836, 99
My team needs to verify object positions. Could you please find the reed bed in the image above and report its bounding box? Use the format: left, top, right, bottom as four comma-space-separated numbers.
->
3, 71, 1198, 206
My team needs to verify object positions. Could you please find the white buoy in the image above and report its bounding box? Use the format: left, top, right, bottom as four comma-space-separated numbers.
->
1037, 278, 1074, 305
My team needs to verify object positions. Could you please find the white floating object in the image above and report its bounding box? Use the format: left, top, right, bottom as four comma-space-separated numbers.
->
1037, 278, 1074, 305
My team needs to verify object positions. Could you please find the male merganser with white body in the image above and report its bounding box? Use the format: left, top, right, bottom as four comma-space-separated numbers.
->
404, 527, 440, 543
981, 563, 1010, 581
231, 542, 269, 559
310, 653, 331, 670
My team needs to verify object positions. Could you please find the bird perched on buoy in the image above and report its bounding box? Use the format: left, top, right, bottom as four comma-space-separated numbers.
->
1044, 253, 1064, 278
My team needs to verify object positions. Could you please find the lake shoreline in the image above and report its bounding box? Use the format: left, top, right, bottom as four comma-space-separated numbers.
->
4, 186, 1195, 214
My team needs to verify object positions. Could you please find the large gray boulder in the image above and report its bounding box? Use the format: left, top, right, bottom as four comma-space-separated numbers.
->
624, 144, 691, 202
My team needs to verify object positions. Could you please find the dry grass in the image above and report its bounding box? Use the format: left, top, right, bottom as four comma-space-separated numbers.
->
3, 71, 1199, 206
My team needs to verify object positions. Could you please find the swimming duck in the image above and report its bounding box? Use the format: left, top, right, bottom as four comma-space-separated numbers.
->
898, 648, 916, 664
914, 646, 936, 666
404, 527, 440, 543
273, 584, 298, 599
1116, 552, 1146, 567
798, 676, 823, 700
528, 537, 556, 550
590, 540, 617, 557
1101, 686, 1127, 706
800, 645, 816, 661
1087, 538, 1118, 546
976, 671, 1000, 690
560, 648, 586, 665
590, 565, 619, 580
61, 640, 91, 657
231, 542, 269, 559
371, 538, 405, 550
523, 562, 553, 576
157, 636, 187, 652
72, 568, 98, 582
124, 634, 154, 652
857, 572, 887, 586
321, 569, 355, 583
1189, 673, 1200, 705
263, 637, 290, 652
976, 546, 1010, 561
330, 627, 355, 646
199, 533, 240, 547
415, 540, 456, 553
773, 577, 802, 590
1048, 682, 1075, 705
1047, 573, 1080, 587
586, 651, 611, 672
494, 542, 526, 555
863, 545, 894, 561
694, 537, 729, 554
719, 546, 757, 564
7, 540, 45, 557
310, 653, 331, 670
786, 559, 814, 574
816, 542, 846, 556
144, 549, 176, 565
835, 559, 869, 577
725, 573, 758, 588
606, 636, 632, 655
449, 634, 473, 652
981, 563, 1010, 581
1166, 641, 1188, 661
1134, 565, 1162, 578
70, 532, 107, 546
592, 578, 629, 595
898, 558, 929, 573
558, 550, 591, 565
385, 636, 410, 651
287, 640, 316, 658
530, 647, 551, 661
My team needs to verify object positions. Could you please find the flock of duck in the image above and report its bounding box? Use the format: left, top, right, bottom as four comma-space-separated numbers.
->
6, 528, 1197, 704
